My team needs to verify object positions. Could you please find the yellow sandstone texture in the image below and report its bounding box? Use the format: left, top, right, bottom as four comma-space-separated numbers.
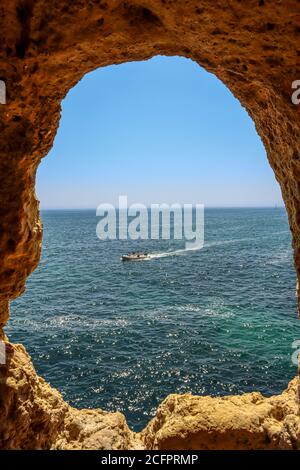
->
0, 343, 299, 449
0, 0, 299, 449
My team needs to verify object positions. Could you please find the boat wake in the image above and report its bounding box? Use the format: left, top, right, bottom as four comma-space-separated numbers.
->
144, 244, 202, 260
134, 229, 290, 261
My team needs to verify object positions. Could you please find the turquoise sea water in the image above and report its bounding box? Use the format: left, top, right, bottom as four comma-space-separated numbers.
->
7, 208, 300, 431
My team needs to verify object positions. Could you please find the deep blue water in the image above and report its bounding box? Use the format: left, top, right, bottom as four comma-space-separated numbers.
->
7, 208, 300, 431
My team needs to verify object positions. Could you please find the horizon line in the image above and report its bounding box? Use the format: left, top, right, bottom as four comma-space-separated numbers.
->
40, 205, 286, 211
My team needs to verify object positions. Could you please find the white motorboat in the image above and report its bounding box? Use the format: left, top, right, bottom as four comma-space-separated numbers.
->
121, 252, 150, 261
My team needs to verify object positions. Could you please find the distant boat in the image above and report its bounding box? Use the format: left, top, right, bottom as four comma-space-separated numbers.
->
121, 252, 150, 262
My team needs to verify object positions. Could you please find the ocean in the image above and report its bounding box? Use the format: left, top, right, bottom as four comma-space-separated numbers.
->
7, 208, 300, 431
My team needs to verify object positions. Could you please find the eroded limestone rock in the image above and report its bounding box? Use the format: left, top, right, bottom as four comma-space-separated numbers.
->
0, 343, 142, 450
0, 342, 299, 450
141, 379, 300, 450
0, 0, 300, 450
0, 0, 300, 317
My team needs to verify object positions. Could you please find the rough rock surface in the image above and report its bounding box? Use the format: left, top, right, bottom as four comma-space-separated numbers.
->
0, 0, 299, 450
142, 380, 300, 450
0, 0, 300, 316
0, 341, 299, 450
0, 343, 143, 450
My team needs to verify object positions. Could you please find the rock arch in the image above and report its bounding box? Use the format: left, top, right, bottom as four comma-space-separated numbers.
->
0, 0, 299, 449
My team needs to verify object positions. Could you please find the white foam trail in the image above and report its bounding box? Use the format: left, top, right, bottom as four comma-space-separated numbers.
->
146, 249, 184, 260
141, 229, 290, 261
145, 243, 203, 260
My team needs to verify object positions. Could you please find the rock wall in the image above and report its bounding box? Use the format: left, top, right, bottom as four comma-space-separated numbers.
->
0, 343, 143, 449
0, 342, 299, 450
0, 0, 299, 450
142, 378, 300, 450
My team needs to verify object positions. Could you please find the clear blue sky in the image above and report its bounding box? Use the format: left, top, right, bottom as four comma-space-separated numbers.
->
37, 56, 284, 209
